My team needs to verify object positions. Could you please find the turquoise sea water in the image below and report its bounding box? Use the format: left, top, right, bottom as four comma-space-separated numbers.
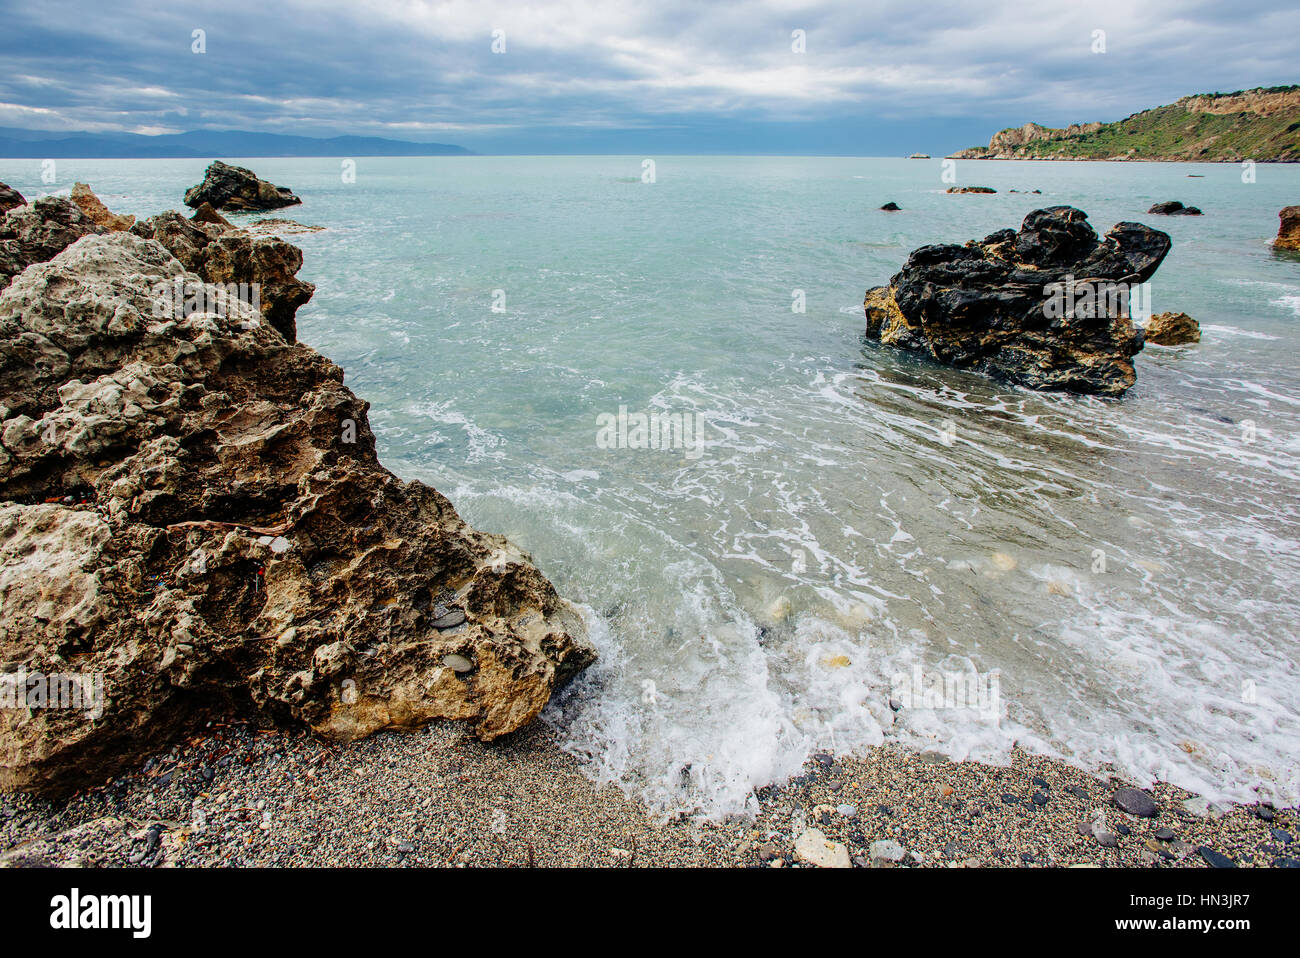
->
4, 155, 1298, 816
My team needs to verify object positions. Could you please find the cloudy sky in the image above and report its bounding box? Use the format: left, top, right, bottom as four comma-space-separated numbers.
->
1, 0, 1295, 154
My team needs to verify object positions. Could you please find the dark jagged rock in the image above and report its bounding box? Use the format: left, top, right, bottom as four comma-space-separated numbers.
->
183, 160, 302, 212
132, 210, 314, 343
880, 202, 901, 211
947, 186, 996, 194
0, 181, 24, 215
1145, 311, 1201, 345
863, 206, 1171, 395
0, 195, 103, 290
0, 231, 595, 797
1148, 201, 1202, 216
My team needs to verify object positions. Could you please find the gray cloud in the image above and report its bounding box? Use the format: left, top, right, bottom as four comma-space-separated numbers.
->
1, 0, 1295, 152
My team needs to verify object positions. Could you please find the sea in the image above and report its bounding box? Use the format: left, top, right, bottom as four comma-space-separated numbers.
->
3, 154, 1297, 817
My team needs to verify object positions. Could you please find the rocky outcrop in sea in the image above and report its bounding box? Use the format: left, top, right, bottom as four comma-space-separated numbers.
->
863, 206, 1171, 395
184, 161, 302, 212
0, 186, 594, 797
1275, 206, 1300, 251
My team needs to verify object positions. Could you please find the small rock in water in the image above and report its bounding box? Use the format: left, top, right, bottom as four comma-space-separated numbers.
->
1113, 787, 1158, 817
793, 828, 851, 868
1197, 846, 1236, 868
1183, 796, 1229, 819
880, 202, 901, 211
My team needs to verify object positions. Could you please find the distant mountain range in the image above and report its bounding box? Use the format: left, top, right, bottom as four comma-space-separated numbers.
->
0, 128, 473, 158
949, 86, 1300, 162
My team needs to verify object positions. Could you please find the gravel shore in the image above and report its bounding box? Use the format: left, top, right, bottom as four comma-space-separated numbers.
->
2, 722, 1294, 868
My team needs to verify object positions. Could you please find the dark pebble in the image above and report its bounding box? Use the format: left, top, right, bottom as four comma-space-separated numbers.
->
1270, 828, 1293, 844
1197, 846, 1236, 868
1154, 826, 1176, 841
1273, 857, 1300, 868
431, 610, 467, 629
1116, 824, 1130, 836
1031, 776, 1049, 789
813, 753, 833, 768
1001, 793, 1019, 805
1113, 787, 1157, 817
1254, 805, 1275, 822
1077, 822, 1094, 837
1096, 832, 1119, 848
1031, 791, 1048, 806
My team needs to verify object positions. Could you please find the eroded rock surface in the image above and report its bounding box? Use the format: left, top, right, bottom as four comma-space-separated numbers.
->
71, 183, 135, 232
131, 210, 314, 343
0, 195, 103, 290
184, 160, 302, 212
864, 206, 1171, 395
0, 182, 24, 216
0, 231, 594, 796
1145, 311, 1201, 345
1274, 206, 1300, 251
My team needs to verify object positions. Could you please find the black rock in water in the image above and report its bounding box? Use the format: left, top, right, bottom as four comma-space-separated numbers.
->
863, 206, 1171, 395
1148, 200, 1202, 216
880, 201, 901, 211
184, 160, 302, 212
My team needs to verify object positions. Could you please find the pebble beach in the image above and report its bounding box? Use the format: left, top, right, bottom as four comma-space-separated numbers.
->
3, 726, 1294, 869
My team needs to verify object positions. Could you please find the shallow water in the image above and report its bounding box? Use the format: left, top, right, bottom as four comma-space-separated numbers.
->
4, 155, 1298, 816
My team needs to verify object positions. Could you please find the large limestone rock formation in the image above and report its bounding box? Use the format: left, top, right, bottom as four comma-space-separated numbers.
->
131, 210, 314, 343
1274, 206, 1300, 251
0, 231, 594, 797
184, 161, 302, 212
0, 195, 104, 290
864, 206, 1171, 396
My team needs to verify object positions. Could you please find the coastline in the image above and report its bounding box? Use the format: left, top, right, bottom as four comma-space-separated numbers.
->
3, 726, 1293, 868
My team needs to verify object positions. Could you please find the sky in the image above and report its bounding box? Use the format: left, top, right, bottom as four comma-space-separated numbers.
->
0, 0, 1296, 155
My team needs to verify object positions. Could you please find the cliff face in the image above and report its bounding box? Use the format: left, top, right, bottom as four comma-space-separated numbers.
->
950, 86, 1300, 162
0, 193, 594, 796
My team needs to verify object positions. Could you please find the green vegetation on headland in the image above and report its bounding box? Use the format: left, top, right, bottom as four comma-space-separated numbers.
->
950, 86, 1300, 162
